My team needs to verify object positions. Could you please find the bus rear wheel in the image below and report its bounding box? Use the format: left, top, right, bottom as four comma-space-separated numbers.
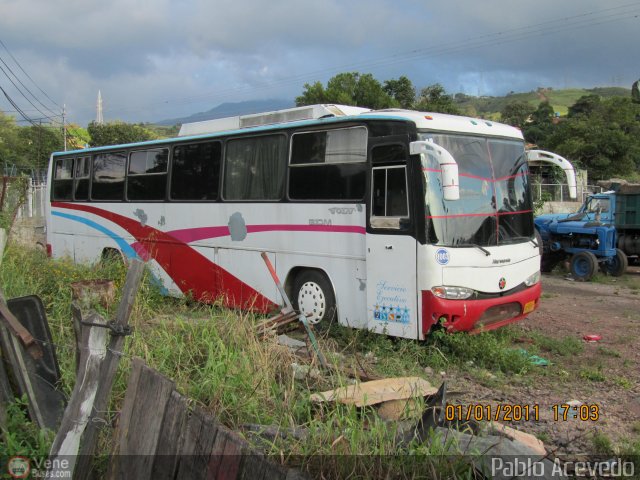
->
293, 270, 336, 327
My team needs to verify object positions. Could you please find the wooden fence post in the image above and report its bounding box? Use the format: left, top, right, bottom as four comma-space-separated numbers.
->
47, 314, 109, 477
71, 258, 145, 479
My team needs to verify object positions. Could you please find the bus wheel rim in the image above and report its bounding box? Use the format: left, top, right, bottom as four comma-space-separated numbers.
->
298, 281, 325, 324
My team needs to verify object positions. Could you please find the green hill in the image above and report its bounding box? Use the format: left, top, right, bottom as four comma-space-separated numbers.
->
454, 86, 631, 119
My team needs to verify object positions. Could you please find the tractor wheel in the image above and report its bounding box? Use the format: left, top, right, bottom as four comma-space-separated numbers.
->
541, 252, 564, 273
570, 251, 598, 282
601, 248, 628, 277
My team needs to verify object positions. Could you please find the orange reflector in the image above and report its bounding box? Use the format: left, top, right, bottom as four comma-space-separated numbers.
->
424, 115, 433, 120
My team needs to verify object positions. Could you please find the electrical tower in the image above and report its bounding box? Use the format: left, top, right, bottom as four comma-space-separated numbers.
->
96, 90, 104, 124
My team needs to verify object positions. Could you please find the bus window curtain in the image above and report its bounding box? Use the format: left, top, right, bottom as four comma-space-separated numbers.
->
225, 136, 285, 200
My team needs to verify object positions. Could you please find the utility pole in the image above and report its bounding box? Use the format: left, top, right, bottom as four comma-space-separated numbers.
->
62, 104, 67, 151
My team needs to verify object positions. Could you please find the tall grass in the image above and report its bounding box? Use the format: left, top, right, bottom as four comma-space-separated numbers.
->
2, 245, 518, 477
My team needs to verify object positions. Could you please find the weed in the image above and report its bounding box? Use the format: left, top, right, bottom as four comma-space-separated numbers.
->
529, 333, 584, 356
614, 377, 634, 389
597, 346, 622, 358
427, 329, 532, 374
579, 368, 606, 382
540, 292, 559, 299
592, 431, 614, 455
536, 431, 551, 444
0, 396, 54, 458
632, 421, 640, 435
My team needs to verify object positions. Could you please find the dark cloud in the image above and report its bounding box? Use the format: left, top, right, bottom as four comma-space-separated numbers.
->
0, 0, 638, 125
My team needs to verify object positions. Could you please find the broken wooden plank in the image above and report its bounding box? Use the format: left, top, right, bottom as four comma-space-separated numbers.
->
488, 422, 547, 456
174, 407, 218, 480
217, 429, 245, 479
150, 390, 189, 479
74, 258, 145, 480
108, 357, 175, 480
310, 377, 437, 407
376, 398, 424, 421
47, 313, 108, 478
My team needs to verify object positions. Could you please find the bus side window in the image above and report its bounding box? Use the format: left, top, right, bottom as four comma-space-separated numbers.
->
74, 156, 90, 201
224, 135, 286, 201
52, 157, 74, 200
92, 152, 126, 201
127, 148, 169, 201
171, 141, 221, 201
289, 127, 367, 201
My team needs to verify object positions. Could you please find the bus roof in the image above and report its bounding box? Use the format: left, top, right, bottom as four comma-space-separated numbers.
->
53, 105, 522, 157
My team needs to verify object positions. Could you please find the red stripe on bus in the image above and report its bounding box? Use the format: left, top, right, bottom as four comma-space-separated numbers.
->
426, 209, 532, 219
51, 202, 276, 312
422, 168, 526, 182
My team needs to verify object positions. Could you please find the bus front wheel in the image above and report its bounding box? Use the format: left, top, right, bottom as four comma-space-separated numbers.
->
293, 270, 337, 327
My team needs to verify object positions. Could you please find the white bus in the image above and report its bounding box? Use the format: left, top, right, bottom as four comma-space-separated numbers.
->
46, 104, 541, 339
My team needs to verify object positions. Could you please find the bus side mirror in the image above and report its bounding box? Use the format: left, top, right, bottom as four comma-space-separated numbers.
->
410, 140, 460, 201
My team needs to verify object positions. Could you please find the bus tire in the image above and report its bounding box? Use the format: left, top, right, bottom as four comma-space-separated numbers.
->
100, 248, 125, 266
293, 270, 337, 327
570, 251, 598, 281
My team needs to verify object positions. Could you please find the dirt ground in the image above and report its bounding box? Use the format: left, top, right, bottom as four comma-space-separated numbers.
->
453, 265, 640, 456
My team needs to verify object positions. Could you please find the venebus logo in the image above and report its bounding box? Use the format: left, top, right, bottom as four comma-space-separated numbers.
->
435, 248, 450, 265
7, 456, 30, 479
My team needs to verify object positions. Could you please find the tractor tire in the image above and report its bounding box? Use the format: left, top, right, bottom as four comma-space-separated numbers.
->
601, 248, 628, 277
570, 251, 598, 282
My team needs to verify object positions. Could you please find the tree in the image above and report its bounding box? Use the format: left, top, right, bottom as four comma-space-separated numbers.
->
523, 101, 555, 146
568, 95, 600, 117
544, 97, 640, 180
15, 125, 64, 169
500, 101, 535, 129
87, 121, 157, 147
0, 111, 20, 170
66, 124, 91, 150
296, 72, 395, 109
414, 84, 460, 114
383, 76, 416, 109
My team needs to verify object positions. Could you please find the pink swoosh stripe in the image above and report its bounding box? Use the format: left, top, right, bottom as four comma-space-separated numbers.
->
165, 223, 366, 244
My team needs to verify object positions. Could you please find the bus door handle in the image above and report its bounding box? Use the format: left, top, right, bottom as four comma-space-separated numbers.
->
385, 245, 393, 250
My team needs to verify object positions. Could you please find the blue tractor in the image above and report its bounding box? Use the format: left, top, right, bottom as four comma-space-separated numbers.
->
535, 201, 627, 281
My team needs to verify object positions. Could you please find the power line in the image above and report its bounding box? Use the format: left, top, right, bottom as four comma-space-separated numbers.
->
0, 85, 39, 127
0, 53, 61, 119
0, 37, 62, 109
0, 64, 63, 124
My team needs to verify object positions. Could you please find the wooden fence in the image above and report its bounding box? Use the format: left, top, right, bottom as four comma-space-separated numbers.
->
108, 358, 306, 480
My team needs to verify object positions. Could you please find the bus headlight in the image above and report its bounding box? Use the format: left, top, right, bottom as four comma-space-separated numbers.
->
524, 271, 540, 286
431, 286, 474, 300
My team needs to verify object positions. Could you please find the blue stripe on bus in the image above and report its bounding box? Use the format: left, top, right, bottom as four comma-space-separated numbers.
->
52, 210, 139, 259
51, 210, 170, 294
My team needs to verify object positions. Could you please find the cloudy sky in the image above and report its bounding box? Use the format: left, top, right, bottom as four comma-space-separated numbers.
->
0, 0, 639, 127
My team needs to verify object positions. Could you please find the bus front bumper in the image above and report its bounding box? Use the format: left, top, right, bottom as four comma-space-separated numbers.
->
421, 282, 541, 335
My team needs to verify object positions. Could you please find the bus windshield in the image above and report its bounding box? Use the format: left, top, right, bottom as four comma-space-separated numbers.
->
419, 132, 534, 247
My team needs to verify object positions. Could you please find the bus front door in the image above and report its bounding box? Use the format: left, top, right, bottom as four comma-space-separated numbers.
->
366, 159, 418, 339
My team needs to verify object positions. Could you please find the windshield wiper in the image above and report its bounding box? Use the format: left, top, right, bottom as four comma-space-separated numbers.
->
456, 244, 491, 256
